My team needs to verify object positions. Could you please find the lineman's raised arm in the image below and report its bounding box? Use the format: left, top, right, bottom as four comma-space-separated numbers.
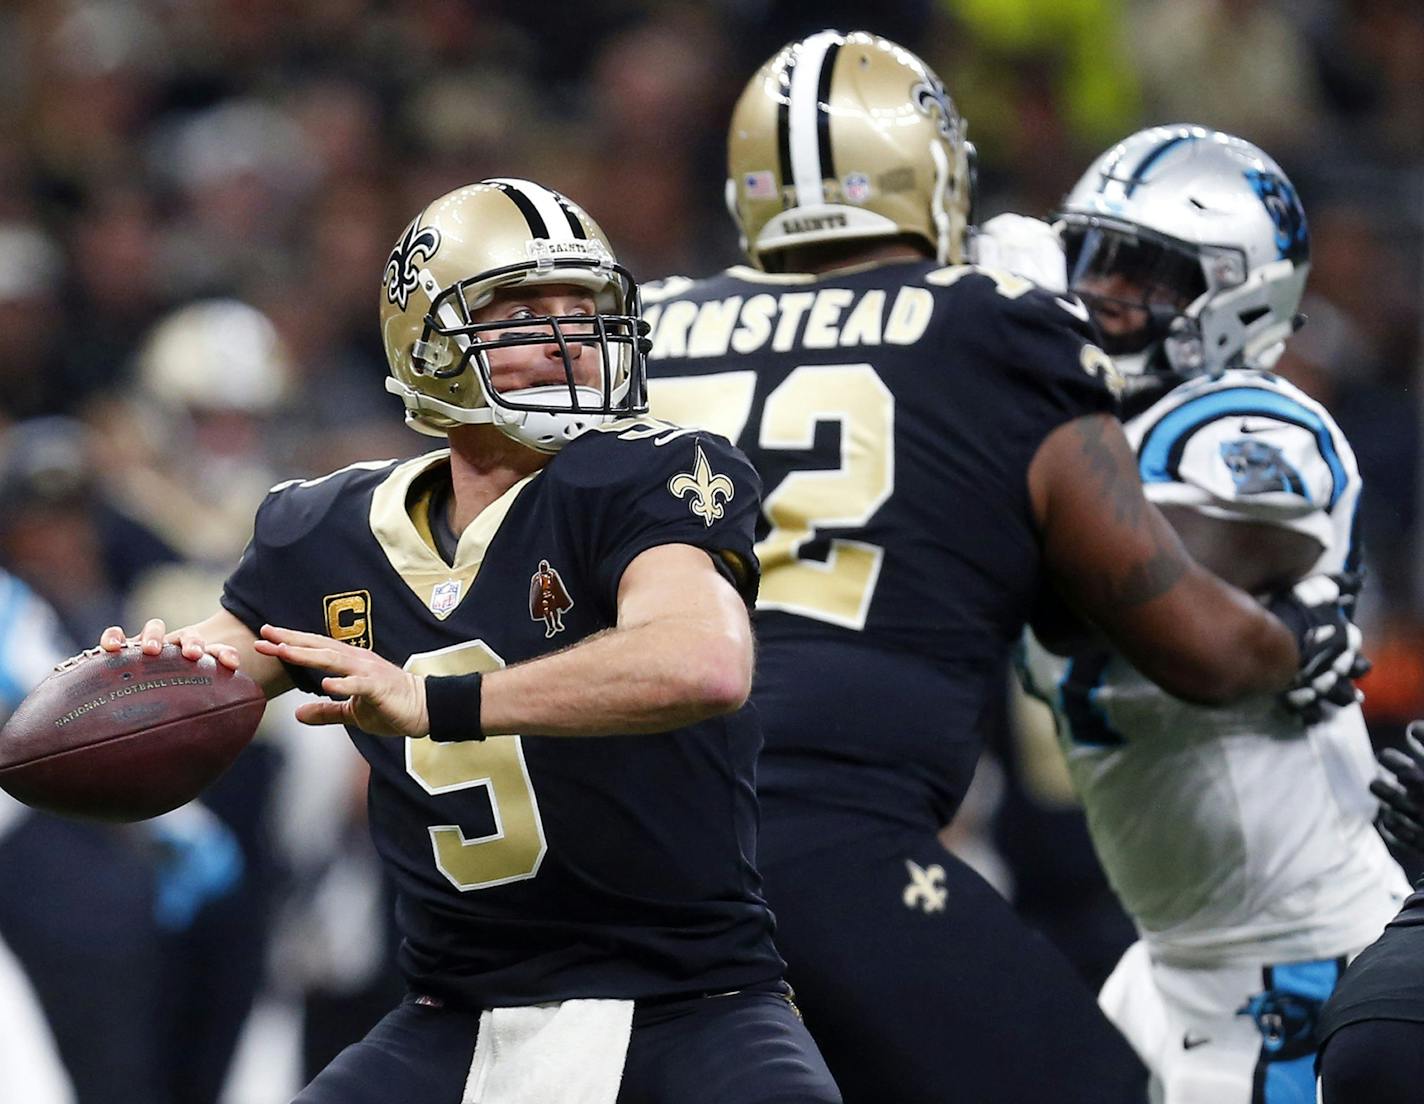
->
1029, 410, 1299, 705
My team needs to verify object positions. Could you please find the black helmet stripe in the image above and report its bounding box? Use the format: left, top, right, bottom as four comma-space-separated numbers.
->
815, 41, 841, 184
491, 180, 550, 239
553, 196, 588, 239
1123, 132, 1197, 197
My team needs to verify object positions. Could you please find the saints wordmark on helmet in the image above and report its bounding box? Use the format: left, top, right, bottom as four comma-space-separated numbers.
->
385, 221, 442, 311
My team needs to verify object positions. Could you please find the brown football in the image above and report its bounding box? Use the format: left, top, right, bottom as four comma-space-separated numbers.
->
0, 644, 266, 822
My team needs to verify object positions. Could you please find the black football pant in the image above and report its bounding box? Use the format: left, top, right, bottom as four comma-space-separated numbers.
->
1318, 1019, 1424, 1102
294, 985, 842, 1103
757, 803, 1148, 1104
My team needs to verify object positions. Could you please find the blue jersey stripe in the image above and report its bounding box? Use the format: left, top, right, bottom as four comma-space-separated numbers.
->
0, 575, 31, 712
1262, 1054, 1316, 1104
1253, 958, 1342, 1104
1270, 958, 1341, 1002
1137, 387, 1348, 509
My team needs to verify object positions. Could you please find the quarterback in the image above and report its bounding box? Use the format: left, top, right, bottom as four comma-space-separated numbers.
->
644, 30, 1364, 1103
1018, 126, 1407, 1103
100, 180, 840, 1103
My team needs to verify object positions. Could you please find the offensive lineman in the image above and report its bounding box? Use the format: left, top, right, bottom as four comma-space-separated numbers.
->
1017, 125, 1408, 1103
99, 180, 840, 1103
644, 31, 1366, 1103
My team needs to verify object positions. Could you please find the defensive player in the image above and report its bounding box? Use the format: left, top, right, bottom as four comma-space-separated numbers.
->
1017, 125, 1408, 1103
643, 31, 1365, 1103
1313, 722, 1424, 1101
100, 180, 840, 1104
0, 569, 76, 1104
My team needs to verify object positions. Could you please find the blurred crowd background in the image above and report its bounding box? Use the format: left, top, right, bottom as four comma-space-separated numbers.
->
0, 1, 1421, 1101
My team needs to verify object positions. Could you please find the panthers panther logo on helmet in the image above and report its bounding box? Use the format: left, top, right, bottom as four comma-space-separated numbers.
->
384, 221, 442, 311
1059, 125, 1311, 384
1243, 169, 1308, 264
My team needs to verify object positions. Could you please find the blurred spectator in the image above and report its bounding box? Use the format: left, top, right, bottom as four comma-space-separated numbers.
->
1309, 0, 1424, 161
86, 298, 298, 566
930, 0, 1142, 216
0, 224, 67, 423
1126, 0, 1328, 156
0, 570, 79, 1104
0, 416, 167, 644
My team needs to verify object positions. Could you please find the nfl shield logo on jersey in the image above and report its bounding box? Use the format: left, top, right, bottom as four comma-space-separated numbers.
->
430, 579, 462, 619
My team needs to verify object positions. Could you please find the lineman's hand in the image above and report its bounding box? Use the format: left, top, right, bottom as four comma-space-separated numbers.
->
1372, 721, 1424, 854
256, 624, 428, 737
98, 619, 242, 670
969, 214, 1068, 293
1267, 574, 1369, 724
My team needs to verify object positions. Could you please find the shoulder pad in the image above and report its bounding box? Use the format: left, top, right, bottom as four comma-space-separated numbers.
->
557, 421, 757, 496
256, 457, 402, 547
921, 266, 1120, 406
1136, 381, 1352, 512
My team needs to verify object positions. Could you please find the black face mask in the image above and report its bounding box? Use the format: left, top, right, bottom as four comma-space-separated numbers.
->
1063, 224, 1208, 356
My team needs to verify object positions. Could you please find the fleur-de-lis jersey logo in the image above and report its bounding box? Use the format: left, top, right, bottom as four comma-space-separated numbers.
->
384, 219, 442, 311
902, 859, 947, 913
668, 443, 735, 528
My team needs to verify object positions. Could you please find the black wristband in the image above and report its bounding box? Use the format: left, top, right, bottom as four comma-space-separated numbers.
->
424, 672, 485, 742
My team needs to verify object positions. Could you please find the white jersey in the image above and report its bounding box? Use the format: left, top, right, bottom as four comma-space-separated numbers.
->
1020, 369, 1408, 968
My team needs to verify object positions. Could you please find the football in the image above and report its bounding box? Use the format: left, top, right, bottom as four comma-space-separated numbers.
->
0, 644, 266, 822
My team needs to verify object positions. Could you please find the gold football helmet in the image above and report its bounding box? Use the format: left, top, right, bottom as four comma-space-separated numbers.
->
379, 179, 647, 452
726, 30, 975, 270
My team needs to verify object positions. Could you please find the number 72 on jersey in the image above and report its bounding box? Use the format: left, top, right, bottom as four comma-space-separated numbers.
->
649, 364, 893, 631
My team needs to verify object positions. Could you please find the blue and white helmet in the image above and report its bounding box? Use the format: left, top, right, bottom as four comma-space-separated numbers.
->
1059, 125, 1309, 382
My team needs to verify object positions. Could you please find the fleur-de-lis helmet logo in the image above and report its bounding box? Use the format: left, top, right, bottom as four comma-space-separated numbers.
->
911, 76, 958, 142
384, 219, 442, 311
668, 444, 735, 528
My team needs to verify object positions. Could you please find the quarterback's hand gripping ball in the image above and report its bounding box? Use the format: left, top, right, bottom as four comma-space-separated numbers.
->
0, 643, 264, 821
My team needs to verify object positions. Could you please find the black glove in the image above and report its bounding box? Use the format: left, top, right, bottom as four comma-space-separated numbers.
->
1267, 573, 1369, 725
1372, 721, 1424, 854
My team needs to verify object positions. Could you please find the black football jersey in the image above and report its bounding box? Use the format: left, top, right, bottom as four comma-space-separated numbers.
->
644, 261, 1117, 829
221, 422, 783, 1008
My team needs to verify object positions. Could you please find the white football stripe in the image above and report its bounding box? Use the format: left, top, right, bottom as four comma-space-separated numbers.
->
787, 31, 839, 207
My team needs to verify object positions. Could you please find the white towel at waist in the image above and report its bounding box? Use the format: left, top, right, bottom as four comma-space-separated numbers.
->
462, 997, 635, 1104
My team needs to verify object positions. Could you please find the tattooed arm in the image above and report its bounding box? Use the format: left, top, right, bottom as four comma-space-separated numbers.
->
1027, 413, 1299, 704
